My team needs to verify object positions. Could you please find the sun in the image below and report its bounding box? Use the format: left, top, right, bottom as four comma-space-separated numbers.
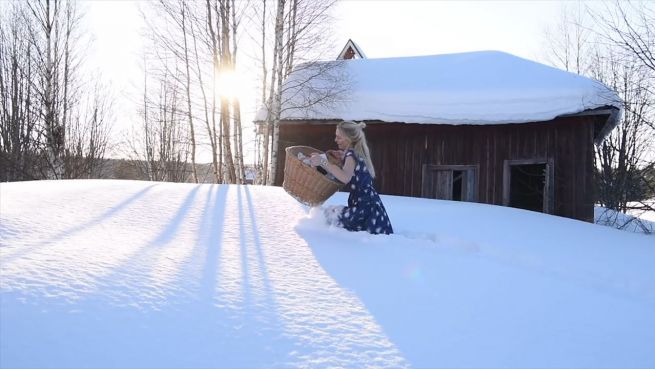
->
215, 68, 246, 101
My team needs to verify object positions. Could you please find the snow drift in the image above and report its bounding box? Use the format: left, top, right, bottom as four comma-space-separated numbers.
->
1, 180, 654, 368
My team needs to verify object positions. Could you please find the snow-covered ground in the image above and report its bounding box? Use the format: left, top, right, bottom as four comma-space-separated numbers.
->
628, 200, 655, 223
596, 206, 655, 234
1, 180, 654, 369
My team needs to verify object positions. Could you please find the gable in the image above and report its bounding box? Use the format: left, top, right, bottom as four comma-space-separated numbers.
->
337, 39, 366, 60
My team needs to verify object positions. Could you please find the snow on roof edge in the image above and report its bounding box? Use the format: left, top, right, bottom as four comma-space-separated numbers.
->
254, 105, 620, 127
254, 50, 623, 134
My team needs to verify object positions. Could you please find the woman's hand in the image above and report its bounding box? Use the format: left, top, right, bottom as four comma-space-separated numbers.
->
309, 153, 328, 167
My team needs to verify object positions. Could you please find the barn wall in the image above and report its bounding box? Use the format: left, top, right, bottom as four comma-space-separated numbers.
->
275, 116, 600, 222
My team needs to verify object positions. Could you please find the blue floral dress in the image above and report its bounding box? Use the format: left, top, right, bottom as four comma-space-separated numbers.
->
338, 149, 393, 235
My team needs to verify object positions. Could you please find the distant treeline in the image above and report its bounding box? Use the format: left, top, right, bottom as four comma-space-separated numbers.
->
105, 159, 255, 184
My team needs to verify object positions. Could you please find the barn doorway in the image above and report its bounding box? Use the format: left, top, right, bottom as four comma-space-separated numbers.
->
503, 159, 553, 213
421, 165, 478, 202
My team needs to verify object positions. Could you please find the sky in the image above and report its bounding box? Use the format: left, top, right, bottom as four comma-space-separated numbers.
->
81, 0, 598, 161
333, 0, 571, 60
1, 180, 654, 368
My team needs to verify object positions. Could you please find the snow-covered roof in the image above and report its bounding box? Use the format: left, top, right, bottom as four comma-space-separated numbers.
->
256, 50, 621, 132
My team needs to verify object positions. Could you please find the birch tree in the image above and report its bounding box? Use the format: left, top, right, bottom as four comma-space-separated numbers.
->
144, 0, 199, 183
180, 2, 199, 183
254, 0, 340, 185
62, 81, 112, 179
27, 0, 68, 178
125, 65, 190, 182
0, 2, 38, 181
217, 0, 236, 183
543, 3, 594, 75
231, 0, 245, 183
139, 0, 247, 184
0, 0, 111, 181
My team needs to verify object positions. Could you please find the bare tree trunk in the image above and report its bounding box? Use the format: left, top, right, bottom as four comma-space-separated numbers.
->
230, 0, 244, 184
220, 96, 234, 182
28, 0, 65, 179
188, 5, 218, 183
129, 63, 190, 183
261, 0, 284, 185
254, 0, 338, 185
255, 0, 268, 184
232, 99, 244, 183
216, 1, 224, 183
142, 62, 153, 180
202, 0, 221, 183
219, 0, 235, 183
62, 84, 111, 179
267, 0, 286, 185
180, 2, 198, 183
285, 0, 298, 77
61, 1, 71, 160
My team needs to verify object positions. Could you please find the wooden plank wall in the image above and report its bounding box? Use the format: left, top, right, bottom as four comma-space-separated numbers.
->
276, 116, 599, 222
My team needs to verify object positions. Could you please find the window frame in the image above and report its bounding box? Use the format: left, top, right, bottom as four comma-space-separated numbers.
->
502, 158, 554, 214
421, 164, 479, 202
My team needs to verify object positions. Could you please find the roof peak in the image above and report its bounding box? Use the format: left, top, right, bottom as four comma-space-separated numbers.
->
337, 39, 367, 60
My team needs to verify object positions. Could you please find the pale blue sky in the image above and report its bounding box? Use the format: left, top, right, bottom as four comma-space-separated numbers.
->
333, 0, 573, 60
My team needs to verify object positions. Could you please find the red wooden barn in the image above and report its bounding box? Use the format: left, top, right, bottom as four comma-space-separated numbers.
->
257, 46, 621, 222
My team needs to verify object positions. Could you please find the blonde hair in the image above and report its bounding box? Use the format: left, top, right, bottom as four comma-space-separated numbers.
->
337, 120, 376, 178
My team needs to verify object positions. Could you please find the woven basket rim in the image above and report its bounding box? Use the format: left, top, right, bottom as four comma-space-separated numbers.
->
285, 146, 343, 186
283, 145, 344, 206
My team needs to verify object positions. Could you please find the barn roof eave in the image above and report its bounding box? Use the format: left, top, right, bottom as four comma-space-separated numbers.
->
252, 118, 342, 124
594, 108, 621, 145
559, 106, 622, 144
253, 107, 623, 136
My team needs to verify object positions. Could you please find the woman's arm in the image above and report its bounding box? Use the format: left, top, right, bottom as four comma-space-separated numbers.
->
326, 149, 344, 163
311, 154, 355, 184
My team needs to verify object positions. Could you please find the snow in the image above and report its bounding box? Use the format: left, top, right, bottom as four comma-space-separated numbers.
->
1, 180, 654, 369
255, 50, 621, 126
628, 200, 655, 223
596, 206, 655, 234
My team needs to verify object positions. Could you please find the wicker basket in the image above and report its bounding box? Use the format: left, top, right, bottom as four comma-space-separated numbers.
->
283, 146, 344, 207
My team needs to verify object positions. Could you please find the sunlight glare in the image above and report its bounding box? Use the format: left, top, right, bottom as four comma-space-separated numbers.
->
215, 68, 246, 101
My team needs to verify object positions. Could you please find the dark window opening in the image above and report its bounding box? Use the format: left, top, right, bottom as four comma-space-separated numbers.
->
452, 170, 464, 201
509, 164, 546, 212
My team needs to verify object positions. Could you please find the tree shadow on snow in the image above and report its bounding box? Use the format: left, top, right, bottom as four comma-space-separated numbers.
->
2, 184, 158, 264
295, 225, 473, 367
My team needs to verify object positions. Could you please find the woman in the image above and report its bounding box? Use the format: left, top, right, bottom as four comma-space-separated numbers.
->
310, 121, 393, 235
